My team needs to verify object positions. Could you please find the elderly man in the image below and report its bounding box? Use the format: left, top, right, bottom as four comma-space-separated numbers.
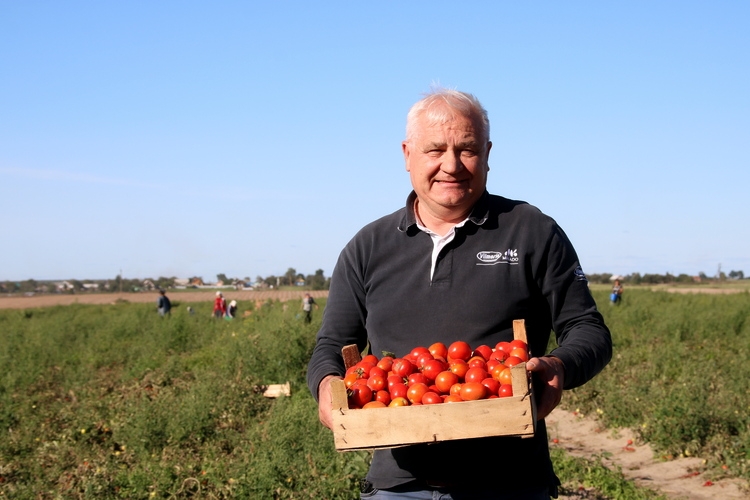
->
307, 88, 612, 499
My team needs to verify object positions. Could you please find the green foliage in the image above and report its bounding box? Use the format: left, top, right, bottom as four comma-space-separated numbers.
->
563, 289, 750, 481
0, 298, 367, 499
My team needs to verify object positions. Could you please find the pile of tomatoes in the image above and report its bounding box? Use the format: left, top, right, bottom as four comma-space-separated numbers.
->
343, 339, 530, 409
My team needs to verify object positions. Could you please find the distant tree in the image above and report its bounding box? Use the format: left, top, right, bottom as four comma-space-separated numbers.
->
699, 272, 709, 281
728, 270, 745, 280
216, 273, 229, 285
307, 269, 327, 290
676, 274, 693, 283
255, 276, 264, 287
284, 268, 297, 287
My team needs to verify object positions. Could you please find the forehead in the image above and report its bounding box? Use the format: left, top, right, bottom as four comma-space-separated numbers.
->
413, 112, 481, 142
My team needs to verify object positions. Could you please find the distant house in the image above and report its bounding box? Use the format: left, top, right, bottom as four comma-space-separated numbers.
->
56, 281, 75, 292
190, 277, 204, 287
142, 280, 156, 291
174, 278, 190, 287
82, 283, 99, 291
295, 278, 306, 287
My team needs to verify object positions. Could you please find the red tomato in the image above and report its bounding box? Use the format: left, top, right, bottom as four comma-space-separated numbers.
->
448, 341, 472, 362
387, 374, 403, 390
375, 390, 391, 405
407, 372, 428, 386
362, 400, 386, 409
509, 348, 529, 362
509, 339, 528, 351
421, 359, 446, 382
468, 356, 487, 370
391, 358, 416, 378
407, 383, 429, 404
377, 356, 394, 372
409, 346, 430, 362
444, 394, 463, 403
421, 391, 442, 405
494, 341, 512, 353
348, 384, 373, 408
459, 382, 487, 401
366, 374, 386, 392
428, 342, 448, 360
464, 367, 489, 384
486, 358, 502, 372
362, 354, 380, 366
504, 356, 523, 367
389, 397, 409, 407
472, 344, 493, 361
493, 367, 512, 386
434, 370, 459, 394
449, 359, 469, 379
343, 372, 360, 389
416, 352, 434, 368
481, 377, 500, 396
389, 382, 408, 399
346, 361, 375, 379
498, 384, 513, 398
449, 383, 462, 397
489, 349, 509, 363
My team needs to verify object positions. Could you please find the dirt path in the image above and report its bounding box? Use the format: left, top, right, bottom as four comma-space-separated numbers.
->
547, 408, 748, 499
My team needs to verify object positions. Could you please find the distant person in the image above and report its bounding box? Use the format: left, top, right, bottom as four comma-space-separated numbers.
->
611, 279, 623, 305
226, 300, 238, 319
302, 293, 317, 323
213, 291, 226, 318
156, 289, 171, 317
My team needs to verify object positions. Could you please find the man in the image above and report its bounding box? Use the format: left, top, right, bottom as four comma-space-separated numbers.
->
213, 291, 226, 319
302, 293, 317, 323
156, 289, 171, 317
307, 88, 612, 499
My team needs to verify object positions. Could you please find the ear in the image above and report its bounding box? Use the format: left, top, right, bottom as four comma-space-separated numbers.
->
402, 141, 412, 172
485, 141, 492, 172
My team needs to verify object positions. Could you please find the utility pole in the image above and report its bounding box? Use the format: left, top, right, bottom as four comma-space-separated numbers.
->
120, 269, 123, 293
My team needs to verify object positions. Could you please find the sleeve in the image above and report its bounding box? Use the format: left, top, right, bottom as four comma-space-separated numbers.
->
306, 240, 369, 402
540, 224, 613, 389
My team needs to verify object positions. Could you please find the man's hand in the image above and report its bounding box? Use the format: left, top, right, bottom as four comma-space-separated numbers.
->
317, 374, 342, 430
525, 356, 565, 420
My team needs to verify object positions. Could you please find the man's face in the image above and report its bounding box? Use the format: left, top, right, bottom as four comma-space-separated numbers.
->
403, 109, 491, 222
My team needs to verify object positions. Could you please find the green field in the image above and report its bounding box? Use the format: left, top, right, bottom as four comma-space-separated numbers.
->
1, 289, 748, 498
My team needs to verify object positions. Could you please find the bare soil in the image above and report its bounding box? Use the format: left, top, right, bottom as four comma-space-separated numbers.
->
547, 408, 749, 499
3, 289, 748, 499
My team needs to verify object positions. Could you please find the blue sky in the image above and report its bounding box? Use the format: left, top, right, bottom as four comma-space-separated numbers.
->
1, 1, 748, 282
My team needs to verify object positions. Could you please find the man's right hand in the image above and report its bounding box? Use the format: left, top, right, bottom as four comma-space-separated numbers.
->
317, 374, 341, 430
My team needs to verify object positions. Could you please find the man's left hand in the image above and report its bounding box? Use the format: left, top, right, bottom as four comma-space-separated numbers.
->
525, 356, 565, 420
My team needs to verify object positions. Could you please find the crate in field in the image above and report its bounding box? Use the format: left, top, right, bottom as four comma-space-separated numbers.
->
330, 319, 537, 451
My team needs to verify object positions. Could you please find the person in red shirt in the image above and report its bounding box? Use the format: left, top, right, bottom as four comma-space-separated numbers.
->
213, 291, 226, 318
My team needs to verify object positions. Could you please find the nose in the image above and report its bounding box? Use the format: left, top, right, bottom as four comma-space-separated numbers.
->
441, 150, 464, 174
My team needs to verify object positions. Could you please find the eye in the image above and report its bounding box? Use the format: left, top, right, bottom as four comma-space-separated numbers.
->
461, 149, 477, 157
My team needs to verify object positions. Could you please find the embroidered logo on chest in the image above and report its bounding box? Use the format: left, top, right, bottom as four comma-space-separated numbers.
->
476, 249, 518, 265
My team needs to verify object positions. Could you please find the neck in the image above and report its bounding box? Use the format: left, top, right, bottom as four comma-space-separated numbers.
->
414, 199, 469, 236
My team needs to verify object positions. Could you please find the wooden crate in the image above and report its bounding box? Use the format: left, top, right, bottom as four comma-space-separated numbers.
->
331, 319, 537, 451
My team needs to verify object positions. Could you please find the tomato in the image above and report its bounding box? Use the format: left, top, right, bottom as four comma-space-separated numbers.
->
428, 342, 448, 360
498, 384, 513, 398
434, 370, 459, 394
348, 384, 373, 408
504, 356, 523, 367
389, 382, 408, 399
489, 349, 509, 363
444, 394, 463, 403
391, 358, 416, 378
343, 372, 360, 389
486, 358, 502, 372
407, 383, 429, 404
409, 346, 430, 363
366, 374, 386, 392
416, 351, 434, 368
459, 382, 487, 401
492, 366, 513, 386
464, 367, 489, 384
407, 372, 428, 386
377, 356, 394, 372
375, 390, 391, 405
387, 374, 403, 390
494, 341, 512, 353
509, 339, 528, 351
421, 359, 446, 382
389, 397, 409, 407
362, 400, 387, 409
346, 361, 375, 379
362, 354, 380, 366
421, 391, 442, 405
449, 359, 469, 379
481, 377, 500, 397
468, 356, 487, 370
509, 347, 529, 362
449, 383, 462, 397
447, 341, 472, 362
472, 344, 492, 361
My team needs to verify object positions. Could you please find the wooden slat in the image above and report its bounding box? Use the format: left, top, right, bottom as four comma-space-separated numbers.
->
341, 344, 362, 370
